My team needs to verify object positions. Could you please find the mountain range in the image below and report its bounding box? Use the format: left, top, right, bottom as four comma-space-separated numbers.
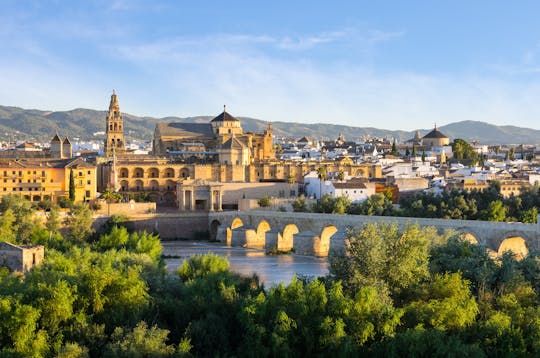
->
1, 105, 539, 145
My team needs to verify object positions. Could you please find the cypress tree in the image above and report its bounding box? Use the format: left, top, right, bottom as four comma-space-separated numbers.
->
69, 169, 75, 202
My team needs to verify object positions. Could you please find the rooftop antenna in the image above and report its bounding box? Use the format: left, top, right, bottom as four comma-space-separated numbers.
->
223, 104, 226, 113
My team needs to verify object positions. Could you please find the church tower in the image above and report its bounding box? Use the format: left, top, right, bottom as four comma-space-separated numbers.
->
104, 90, 125, 157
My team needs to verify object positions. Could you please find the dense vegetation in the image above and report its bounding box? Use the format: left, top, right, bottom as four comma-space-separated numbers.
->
2, 195, 540, 356
295, 182, 540, 223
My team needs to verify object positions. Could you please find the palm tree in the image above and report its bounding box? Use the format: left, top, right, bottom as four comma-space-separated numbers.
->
317, 166, 327, 200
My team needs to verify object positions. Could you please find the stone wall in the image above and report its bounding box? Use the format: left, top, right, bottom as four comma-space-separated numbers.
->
94, 201, 156, 216
0, 242, 44, 272
93, 212, 209, 240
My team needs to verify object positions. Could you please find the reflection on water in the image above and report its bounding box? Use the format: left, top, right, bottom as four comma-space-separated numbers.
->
162, 241, 329, 287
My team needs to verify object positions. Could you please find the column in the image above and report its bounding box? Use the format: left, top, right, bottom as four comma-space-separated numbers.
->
178, 189, 185, 210
209, 188, 215, 212
218, 189, 223, 211
190, 189, 195, 211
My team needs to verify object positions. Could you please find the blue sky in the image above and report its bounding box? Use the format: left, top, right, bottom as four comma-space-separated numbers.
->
2, 0, 540, 130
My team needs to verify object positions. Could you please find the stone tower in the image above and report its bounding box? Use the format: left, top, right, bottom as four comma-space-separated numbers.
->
62, 136, 72, 159
104, 90, 125, 157
50, 132, 62, 158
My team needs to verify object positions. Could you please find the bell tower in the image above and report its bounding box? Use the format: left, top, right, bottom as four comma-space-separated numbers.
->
104, 90, 125, 157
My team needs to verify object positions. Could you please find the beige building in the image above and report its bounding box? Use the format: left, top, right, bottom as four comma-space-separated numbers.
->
0, 242, 44, 272
0, 157, 97, 203
152, 106, 275, 163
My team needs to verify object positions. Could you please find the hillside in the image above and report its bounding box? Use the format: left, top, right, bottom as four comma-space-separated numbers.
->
1, 105, 539, 145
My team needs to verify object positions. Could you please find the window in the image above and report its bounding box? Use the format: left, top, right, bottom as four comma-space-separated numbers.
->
85, 190, 91, 197
78, 171, 83, 177
87, 170, 91, 175
87, 180, 91, 185
79, 180, 83, 186
42, 171, 45, 177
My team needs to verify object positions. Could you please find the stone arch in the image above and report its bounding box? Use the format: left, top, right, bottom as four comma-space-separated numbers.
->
120, 180, 129, 191
461, 232, 479, 245
32, 195, 41, 202
133, 167, 144, 178
149, 180, 159, 191
148, 167, 159, 178
164, 167, 175, 178
119, 167, 129, 178
256, 220, 271, 237
231, 217, 244, 230
280, 223, 299, 251
254, 220, 272, 249
210, 219, 221, 241
134, 179, 144, 191
163, 192, 176, 205
498, 236, 528, 260
166, 180, 176, 191
317, 225, 338, 257
179, 167, 190, 179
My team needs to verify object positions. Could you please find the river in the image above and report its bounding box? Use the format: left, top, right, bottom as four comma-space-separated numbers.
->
162, 241, 329, 287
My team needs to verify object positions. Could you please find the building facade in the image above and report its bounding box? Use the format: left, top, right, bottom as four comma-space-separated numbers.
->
0, 157, 97, 203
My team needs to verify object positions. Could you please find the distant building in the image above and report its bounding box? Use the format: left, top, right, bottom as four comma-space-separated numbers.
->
422, 125, 450, 148
0, 242, 44, 272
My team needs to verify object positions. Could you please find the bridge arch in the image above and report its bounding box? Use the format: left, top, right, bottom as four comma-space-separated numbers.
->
231, 217, 244, 230
256, 220, 271, 237
280, 224, 299, 251
498, 236, 528, 260
460, 232, 479, 245
317, 225, 338, 257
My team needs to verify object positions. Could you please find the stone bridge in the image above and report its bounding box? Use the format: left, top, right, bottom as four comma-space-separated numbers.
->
209, 211, 540, 258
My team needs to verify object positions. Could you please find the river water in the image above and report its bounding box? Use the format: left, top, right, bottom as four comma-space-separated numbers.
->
162, 241, 329, 287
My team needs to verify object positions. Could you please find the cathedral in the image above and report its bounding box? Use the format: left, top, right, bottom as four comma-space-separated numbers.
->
98, 92, 380, 207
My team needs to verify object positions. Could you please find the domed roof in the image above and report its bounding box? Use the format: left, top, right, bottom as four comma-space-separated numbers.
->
423, 126, 448, 139
211, 106, 240, 123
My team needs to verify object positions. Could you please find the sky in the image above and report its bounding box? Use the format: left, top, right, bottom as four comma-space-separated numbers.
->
1, 0, 540, 130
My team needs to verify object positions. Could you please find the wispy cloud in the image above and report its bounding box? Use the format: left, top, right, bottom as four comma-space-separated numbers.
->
106, 30, 540, 130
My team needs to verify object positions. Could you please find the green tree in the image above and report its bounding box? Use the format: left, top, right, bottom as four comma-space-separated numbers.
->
258, 195, 271, 207
292, 195, 309, 212
45, 206, 61, 234
66, 204, 93, 242
404, 272, 478, 330
105, 322, 176, 357
330, 223, 432, 299
391, 139, 397, 155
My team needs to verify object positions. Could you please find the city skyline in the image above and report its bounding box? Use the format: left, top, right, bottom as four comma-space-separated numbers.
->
2, 1, 540, 130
